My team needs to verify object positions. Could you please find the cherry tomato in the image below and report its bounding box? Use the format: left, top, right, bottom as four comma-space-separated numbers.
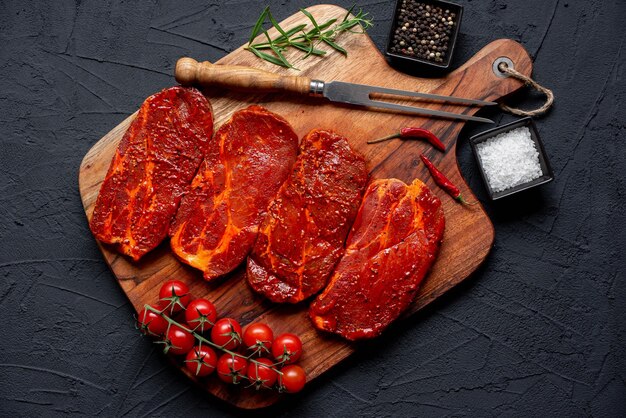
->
165, 324, 194, 355
243, 323, 273, 355
158, 280, 191, 314
185, 298, 217, 333
216, 353, 248, 384
137, 304, 168, 336
247, 358, 277, 389
210, 318, 242, 350
278, 364, 306, 393
185, 345, 217, 377
272, 333, 303, 364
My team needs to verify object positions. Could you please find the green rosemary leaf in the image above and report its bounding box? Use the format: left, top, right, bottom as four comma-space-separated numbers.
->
303, 43, 314, 59
282, 23, 308, 39
291, 42, 326, 56
247, 43, 272, 49
298, 16, 336, 40
262, 28, 273, 44
248, 46, 290, 68
270, 45, 296, 69
300, 9, 321, 33
271, 23, 307, 44
322, 38, 347, 55
316, 18, 337, 31
342, 4, 355, 22
337, 9, 372, 32
248, 6, 269, 44
358, 10, 374, 30
268, 9, 287, 37
336, 20, 360, 32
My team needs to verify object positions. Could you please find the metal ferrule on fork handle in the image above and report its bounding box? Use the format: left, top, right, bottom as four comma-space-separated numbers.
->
309, 80, 325, 97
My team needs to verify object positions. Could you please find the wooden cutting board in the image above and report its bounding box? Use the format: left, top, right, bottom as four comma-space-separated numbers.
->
78, 4, 531, 409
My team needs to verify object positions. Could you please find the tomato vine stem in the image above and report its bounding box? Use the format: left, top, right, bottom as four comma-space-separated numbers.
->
144, 304, 285, 381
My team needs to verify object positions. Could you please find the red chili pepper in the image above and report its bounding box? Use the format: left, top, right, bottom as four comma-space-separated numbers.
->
420, 154, 475, 205
367, 127, 446, 152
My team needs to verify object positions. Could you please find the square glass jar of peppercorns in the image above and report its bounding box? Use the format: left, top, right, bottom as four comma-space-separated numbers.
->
386, 0, 463, 71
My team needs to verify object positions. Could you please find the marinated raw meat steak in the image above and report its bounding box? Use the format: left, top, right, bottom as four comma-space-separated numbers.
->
247, 129, 368, 303
309, 178, 445, 340
89, 87, 213, 261
169, 105, 298, 281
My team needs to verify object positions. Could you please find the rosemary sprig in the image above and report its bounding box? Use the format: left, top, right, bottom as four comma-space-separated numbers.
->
245, 5, 373, 69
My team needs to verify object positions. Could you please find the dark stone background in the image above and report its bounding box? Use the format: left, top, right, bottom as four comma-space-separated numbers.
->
1, 0, 624, 416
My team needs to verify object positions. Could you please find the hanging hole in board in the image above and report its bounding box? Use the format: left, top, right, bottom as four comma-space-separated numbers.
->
493, 57, 514, 78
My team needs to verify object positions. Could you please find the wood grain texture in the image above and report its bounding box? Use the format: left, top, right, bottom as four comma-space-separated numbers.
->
78, 5, 532, 409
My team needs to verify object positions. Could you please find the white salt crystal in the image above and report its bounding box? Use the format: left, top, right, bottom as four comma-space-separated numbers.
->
476, 126, 543, 193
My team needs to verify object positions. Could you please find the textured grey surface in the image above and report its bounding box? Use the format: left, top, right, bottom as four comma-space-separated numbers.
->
1, 0, 625, 416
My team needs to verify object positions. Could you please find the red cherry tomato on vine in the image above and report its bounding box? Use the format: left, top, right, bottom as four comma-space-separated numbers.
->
137, 304, 168, 336
272, 333, 302, 364
278, 364, 306, 393
158, 280, 191, 314
165, 324, 194, 355
216, 354, 248, 384
243, 323, 273, 355
210, 318, 242, 350
247, 357, 277, 389
185, 345, 217, 377
185, 298, 217, 332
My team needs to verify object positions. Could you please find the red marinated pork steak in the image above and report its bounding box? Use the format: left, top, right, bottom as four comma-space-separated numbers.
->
247, 129, 368, 303
90, 87, 213, 260
310, 178, 445, 340
169, 105, 299, 280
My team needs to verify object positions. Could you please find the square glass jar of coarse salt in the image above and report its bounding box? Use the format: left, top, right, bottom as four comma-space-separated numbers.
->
470, 117, 554, 200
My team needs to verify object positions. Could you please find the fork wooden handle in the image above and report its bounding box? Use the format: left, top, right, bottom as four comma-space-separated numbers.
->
175, 57, 312, 95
